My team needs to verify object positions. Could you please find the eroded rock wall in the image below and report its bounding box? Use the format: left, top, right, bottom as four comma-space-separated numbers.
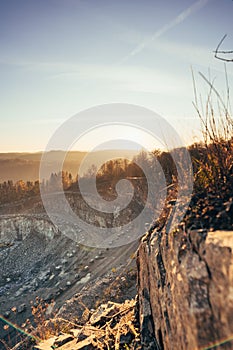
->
137, 229, 233, 349
0, 215, 58, 243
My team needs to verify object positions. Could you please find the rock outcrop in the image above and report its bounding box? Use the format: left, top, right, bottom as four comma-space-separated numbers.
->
137, 229, 233, 349
0, 215, 58, 243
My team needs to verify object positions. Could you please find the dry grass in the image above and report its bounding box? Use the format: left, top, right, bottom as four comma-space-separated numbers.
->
34, 298, 140, 349
9, 295, 140, 349
191, 68, 233, 195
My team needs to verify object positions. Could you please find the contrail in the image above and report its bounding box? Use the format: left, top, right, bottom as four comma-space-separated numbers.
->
120, 0, 211, 63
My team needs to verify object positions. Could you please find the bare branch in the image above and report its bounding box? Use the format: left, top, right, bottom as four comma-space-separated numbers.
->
213, 34, 233, 62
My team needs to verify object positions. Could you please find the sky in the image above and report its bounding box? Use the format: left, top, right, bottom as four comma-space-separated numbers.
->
0, 0, 233, 152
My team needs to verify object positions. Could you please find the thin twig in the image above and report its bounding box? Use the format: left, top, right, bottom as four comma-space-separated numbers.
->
214, 34, 233, 62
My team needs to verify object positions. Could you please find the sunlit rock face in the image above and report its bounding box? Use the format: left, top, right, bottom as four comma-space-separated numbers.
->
137, 229, 233, 350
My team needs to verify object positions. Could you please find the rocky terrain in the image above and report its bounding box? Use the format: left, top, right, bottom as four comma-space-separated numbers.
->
10, 226, 232, 349
0, 195, 139, 349
1, 162, 233, 349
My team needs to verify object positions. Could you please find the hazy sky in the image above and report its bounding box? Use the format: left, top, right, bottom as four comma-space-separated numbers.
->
0, 0, 233, 152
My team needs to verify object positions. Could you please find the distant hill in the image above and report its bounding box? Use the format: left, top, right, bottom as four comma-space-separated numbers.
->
0, 150, 139, 182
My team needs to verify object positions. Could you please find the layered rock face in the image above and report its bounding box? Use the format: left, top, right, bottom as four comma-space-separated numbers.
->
137, 229, 233, 349
0, 215, 58, 243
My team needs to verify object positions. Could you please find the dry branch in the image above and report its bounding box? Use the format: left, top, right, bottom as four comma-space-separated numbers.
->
214, 34, 233, 62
